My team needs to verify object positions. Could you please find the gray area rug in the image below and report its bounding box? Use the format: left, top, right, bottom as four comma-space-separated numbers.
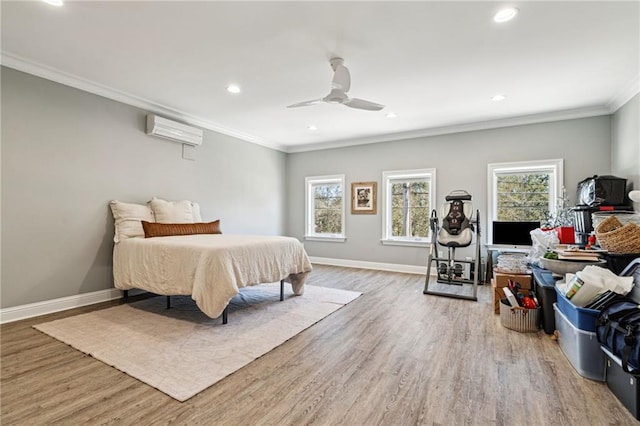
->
34, 284, 362, 402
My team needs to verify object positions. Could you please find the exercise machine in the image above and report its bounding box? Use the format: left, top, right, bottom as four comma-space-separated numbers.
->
423, 190, 481, 301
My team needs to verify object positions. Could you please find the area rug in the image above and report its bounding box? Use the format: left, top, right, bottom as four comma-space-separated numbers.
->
34, 284, 361, 402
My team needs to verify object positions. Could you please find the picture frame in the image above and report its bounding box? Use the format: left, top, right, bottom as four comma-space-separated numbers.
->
351, 181, 377, 215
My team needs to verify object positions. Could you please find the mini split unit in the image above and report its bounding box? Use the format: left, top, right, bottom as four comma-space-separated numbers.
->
146, 114, 203, 146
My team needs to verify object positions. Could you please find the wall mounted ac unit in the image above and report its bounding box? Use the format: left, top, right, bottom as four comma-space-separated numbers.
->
146, 114, 203, 146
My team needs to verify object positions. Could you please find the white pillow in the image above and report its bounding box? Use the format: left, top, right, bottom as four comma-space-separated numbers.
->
110, 200, 155, 243
192, 202, 203, 222
149, 197, 195, 224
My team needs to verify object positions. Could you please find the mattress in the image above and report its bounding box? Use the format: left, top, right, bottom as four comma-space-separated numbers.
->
113, 234, 312, 318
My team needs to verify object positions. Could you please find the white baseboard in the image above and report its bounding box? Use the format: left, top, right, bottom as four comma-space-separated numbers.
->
1, 259, 432, 324
0, 288, 145, 324
309, 256, 434, 275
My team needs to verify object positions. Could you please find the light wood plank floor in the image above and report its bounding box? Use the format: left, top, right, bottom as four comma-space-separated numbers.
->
1, 265, 637, 425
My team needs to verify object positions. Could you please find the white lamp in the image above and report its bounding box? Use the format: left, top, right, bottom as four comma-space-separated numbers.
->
629, 190, 640, 203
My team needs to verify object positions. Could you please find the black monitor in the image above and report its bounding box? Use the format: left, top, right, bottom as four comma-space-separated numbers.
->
491, 221, 539, 247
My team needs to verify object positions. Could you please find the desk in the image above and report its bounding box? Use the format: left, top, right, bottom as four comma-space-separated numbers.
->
485, 245, 531, 253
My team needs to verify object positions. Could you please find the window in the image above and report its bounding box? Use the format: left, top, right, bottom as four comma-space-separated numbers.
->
487, 159, 563, 244
381, 169, 436, 246
304, 175, 346, 242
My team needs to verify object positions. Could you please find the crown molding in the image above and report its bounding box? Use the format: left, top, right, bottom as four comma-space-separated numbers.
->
3, 51, 629, 155
606, 74, 639, 113
285, 105, 611, 153
0, 52, 288, 153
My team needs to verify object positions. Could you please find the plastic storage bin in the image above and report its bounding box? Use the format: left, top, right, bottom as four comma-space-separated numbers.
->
554, 286, 600, 332
532, 266, 559, 334
602, 346, 640, 420
553, 303, 605, 381
601, 253, 640, 275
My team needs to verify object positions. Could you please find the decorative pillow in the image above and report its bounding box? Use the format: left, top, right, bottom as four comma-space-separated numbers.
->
110, 200, 155, 243
149, 197, 194, 224
141, 220, 221, 238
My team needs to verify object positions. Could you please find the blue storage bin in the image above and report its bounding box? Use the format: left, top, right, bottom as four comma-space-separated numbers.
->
554, 285, 600, 332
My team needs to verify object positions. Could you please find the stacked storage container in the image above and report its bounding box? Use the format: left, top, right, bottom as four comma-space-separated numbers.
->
553, 287, 605, 381
600, 259, 640, 420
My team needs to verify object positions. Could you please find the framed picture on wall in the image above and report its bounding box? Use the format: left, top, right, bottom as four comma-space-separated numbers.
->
351, 181, 377, 214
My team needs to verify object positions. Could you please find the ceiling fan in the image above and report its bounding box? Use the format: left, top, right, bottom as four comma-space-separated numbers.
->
287, 57, 385, 111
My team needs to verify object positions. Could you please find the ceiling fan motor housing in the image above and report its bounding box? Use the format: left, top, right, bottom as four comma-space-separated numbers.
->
324, 88, 347, 104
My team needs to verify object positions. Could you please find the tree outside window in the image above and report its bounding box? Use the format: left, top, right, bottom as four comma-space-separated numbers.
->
487, 159, 563, 244
391, 181, 430, 238
313, 183, 342, 234
382, 169, 436, 246
496, 173, 550, 222
305, 175, 345, 241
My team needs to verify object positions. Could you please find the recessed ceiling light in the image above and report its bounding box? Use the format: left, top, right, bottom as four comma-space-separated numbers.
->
491, 94, 507, 102
493, 7, 518, 23
226, 84, 241, 94
386, 112, 397, 119
307, 125, 318, 131
42, 0, 63, 5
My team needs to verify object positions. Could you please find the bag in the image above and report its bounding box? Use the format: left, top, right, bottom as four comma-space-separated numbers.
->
577, 175, 627, 207
596, 300, 640, 376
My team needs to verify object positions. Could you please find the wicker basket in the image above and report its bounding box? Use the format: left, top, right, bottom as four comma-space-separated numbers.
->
499, 301, 540, 333
595, 215, 623, 233
592, 211, 640, 231
596, 215, 640, 254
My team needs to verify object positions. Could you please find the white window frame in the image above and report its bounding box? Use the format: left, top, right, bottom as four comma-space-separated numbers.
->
304, 174, 346, 242
487, 158, 563, 244
381, 168, 436, 247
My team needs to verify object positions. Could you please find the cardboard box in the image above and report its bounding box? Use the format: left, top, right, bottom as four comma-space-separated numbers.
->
492, 279, 505, 314
493, 271, 532, 290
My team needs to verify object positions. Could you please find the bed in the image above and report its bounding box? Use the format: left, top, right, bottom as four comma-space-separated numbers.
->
110, 198, 312, 322
114, 234, 312, 321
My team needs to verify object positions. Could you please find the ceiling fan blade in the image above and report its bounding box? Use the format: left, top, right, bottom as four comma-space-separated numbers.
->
286, 99, 323, 108
331, 64, 351, 92
343, 98, 385, 111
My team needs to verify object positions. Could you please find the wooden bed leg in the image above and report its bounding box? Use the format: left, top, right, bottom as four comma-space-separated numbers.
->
222, 306, 228, 325
123, 290, 128, 299
166, 296, 171, 310
280, 280, 284, 301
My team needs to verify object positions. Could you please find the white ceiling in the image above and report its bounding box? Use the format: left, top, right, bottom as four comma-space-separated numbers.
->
2, 1, 639, 152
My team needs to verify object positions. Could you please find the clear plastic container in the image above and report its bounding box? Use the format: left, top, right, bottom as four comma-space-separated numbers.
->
553, 303, 605, 381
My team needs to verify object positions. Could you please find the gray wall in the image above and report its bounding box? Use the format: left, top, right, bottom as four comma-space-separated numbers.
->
611, 93, 640, 210
1, 67, 287, 308
286, 116, 612, 266
3, 64, 635, 309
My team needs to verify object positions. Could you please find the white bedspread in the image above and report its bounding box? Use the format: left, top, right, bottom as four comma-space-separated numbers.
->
113, 234, 312, 318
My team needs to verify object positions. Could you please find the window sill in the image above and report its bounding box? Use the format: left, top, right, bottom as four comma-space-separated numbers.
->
381, 239, 430, 247
304, 235, 346, 243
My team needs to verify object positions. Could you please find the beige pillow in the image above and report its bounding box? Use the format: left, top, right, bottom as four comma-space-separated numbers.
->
149, 198, 194, 224
110, 200, 155, 243
141, 220, 221, 238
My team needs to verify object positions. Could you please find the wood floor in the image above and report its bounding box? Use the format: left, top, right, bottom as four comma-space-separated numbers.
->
1, 265, 637, 425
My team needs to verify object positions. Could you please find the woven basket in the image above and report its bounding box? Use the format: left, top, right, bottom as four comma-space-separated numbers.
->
596, 217, 640, 254
595, 215, 623, 233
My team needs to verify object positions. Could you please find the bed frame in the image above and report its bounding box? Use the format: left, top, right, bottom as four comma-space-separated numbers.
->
123, 279, 285, 325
